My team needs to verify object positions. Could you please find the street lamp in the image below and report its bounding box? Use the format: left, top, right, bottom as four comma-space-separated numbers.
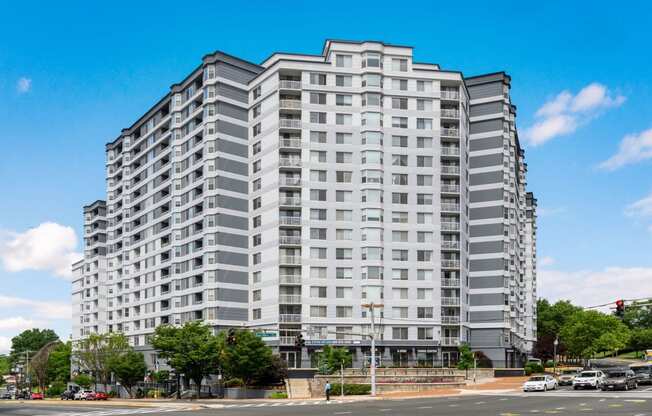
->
553, 338, 559, 375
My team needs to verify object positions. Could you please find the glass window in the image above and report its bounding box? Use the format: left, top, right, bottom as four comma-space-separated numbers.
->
392, 97, 408, 110
417, 137, 433, 148
392, 154, 408, 166
336, 54, 352, 68
392, 249, 408, 261
392, 135, 408, 148
363, 74, 382, 87
336, 94, 352, 106
336, 152, 353, 163
336, 75, 352, 87
392, 79, 408, 91
336, 113, 352, 125
310, 131, 327, 143
417, 269, 433, 281
310, 247, 327, 259
392, 211, 408, 223
310, 92, 326, 104
392, 58, 408, 72
310, 208, 327, 220
336, 248, 353, 260
336, 209, 353, 221
336, 171, 352, 183
363, 93, 381, 106
391, 117, 408, 128
310, 73, 327, 85
362, 132, 383, 145
417, 118, 433, 130
417, 99, 432, 111
336, 229, 352, 240
310, 170, 327, 182
336, 267, 353, 279
392, 269, 408, 280
417, 175, 433, 186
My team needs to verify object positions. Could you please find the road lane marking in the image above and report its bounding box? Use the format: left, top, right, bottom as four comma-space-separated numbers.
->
608, 404, 623, 407
625, 399, 647, 403
579, 408, 592, 412
417, 406, 433, 409
334, 412, 352, 415
379, 409, 392, 412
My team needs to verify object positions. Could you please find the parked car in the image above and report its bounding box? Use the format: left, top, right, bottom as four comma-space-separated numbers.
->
60, 390, 76, 400
631, 364, 652, 385
94, 392, 109, 400
573, 370, 605, 389
74, 390, 95, 400
523, 375, 558, 392
558, 369, 580, 386
602, 369, 638, 391
30, 392, 44, 400
0, 391, 13, 400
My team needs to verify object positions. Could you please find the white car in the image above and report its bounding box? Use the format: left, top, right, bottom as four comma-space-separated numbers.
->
74, 390, 95, 400
573, 370, 605, 390
523, 375, 558, 392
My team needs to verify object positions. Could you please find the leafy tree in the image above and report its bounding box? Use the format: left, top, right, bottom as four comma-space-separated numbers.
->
30, 341, 61, 392
74, 333, 130, 390
457, 343, 474, 371
254, 355, 287, 386
534, 299, 582, 360
9, 329, 59, 365
0, 355, 10, 376
149, 370, 170, 383
219, 329, 273, 391
560, 309, 631, 358
108, 351, 147, 398
315, 346, 352, 375
151, 322, 221, 397
622, 300, 652, 329
629, 328, 652, 356
47, 341, 72, 383
73, 373, 94, 389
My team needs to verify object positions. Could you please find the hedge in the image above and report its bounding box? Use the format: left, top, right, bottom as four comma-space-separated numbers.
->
269, 392, 288, 399
524, 362, 545, 375
329, 383, 371, 395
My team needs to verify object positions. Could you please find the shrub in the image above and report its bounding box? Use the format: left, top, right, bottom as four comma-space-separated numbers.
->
524, 362, 544, 375
108, 390, 118, 398
330, 383, 371, 395
269, 392, 288, 399
46, 381, 66, 397
544, 360, 554, 368
225, 378, 244, 387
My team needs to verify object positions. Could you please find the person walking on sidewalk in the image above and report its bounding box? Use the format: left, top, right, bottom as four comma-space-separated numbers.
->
325, 380, 332, 402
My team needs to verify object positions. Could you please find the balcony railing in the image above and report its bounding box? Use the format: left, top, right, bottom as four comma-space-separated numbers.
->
441, 240, 461, 250
440, 184, 461, 193
441, 278, 460, 287
279, 197, 302, 206
279, 177, 301, 187
441, 297, 461, 306
280, 138, 302, 148
441, 203, 460, 212
440, 91, 460, 100
441, 128, 460, 138
279, 336, 297, 345
279, 216, 302, 225
441, 147, 460, 156
441, 336, 460, 346
279, 275, 302, 284
279, 99, 302, 109
441, 109, 460, 118
279, 294, 302, 304
441, 222, 461, 231
280, 235, 302, 245
279, 314, 302, 323
279, 119, 302, 129
441, 165, 460, 175
441, 316, 460, 325
441, 259, 461, 269
279, 256, 302, 265
279, 80, 302, 90
279, 158, 302, 167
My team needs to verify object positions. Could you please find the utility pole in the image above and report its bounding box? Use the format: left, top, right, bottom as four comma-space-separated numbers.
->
553, 338, 559, 375
340, 361, 344, 398
362, 302, 383, 397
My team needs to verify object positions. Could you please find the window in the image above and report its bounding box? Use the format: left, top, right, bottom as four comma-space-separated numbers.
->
392, 231, 408, 242
417, 99, 432, 111
392, 97, 408, 110
310, 170, 327, 182
336, 132, 353, 144
392, 192, 408, 204
252, 104, 261, 118
363, 93, 381, 107
336, 287, 352, 298
361, 227, 382, 241
310, 73, 326, 85
392, 249, 408, 261
310, 247, 327, 259
417, 231, 433, 243
361, 150, 383, 164
417, 307, 433, 319
417, 118, 433, 130
253, 123, 261, 136
336, 248, 353, 260
392, 211, 408, 223
253, 160, 261, 173
336, 229, 352, 240
392, 79, 408, 91
311, 305, 327, 317
392, 173, 408, 185
336, 94, 352, 106
336, 152, 353, 163
336, 267, 353, 279
417, 250, 433, 261
392, 154, 408, 166
252, 86, 262, 99
336, 306, 353, 318
310, 228, 327, 240
392, 117, 408, 128
253, 197, 261, 210
416, 80, 432, 92
417, 156, 433, 167
393, 288, 408, 300
310, 92, 326, 105
310, 150, 327, 163
393, 307, 408, 319
253, 215, 261, 228
252, 234, 261, 246
253, 308, 261, 320
336, 113, 352, 125
417, 288, 432, 300
336, 210, 353, 221
417, 213, 433, 224
363, 74, 382, 87
392, 135, 408, 148
362, 112, 381, 127
336, 75, 352, 87
336, 171, 352, 183
418, 327, 433, 340
310, 189, 327, 201
310, 208, 327, 220
392, 58, 408, 72
392, 327, 408, 340
361, 208, 383, 222
362, 131, 382, 145
310, 267, 327, 279
362, 265, 384, 280
361, 169, 383, 184
336, 54, 352, 68
417, 175, 433, 186
417, 137, 432, 148
253, 289, 262, 301
310, 286, 327, 298
310, 112, 327, 124
417, 269, 433, 281
417, 193, 433, 205
310, 131, 327, 143
252, 253, 261, 264
252, 141, 262, 154
392, 269, 408, 280
361, 248, 383, 261
365, 53, 381, 67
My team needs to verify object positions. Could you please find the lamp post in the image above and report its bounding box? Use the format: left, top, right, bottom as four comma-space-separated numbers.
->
553, 338, 559, 375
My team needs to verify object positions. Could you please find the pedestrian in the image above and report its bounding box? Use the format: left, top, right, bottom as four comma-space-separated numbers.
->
325, 380, 331, 402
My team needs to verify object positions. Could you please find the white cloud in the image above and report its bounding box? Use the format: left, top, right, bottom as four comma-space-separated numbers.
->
538, 267, 652, 308
524, 83, 625, 146
539, 256, 556, 267
625, 192, 652, 217
0, 317, 45, 331
0, 222, 82, 279
0, 295, 70, 320
16, 77, 32, 94
0, 336, 11, 354
598, 128, 652, 171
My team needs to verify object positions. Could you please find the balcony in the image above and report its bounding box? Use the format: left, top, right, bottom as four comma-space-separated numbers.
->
279, 158, 302, 168
279, 177, 301, 187
279, 336, 297, 346
441, 128, 460, 138
441, 259, 461, 269
279, 275, 302, 284
279, 197, 301, 207
441, 240, 461, 250
279, 138, 302, 149
441, 278, 460, 287
441, 109, 460, 118
279, 256, 302, 265
280, 235, 302, 245
279, 314, 302, 323
441, 147, 460, 156
279, 294, 302, 304
441, 297, 461, 306
279, 80, 302, 90
441, 203, 460, 212
441, 222, 460, 231
440, 91, 460, 100
279, 216, 302, 226
279, 119, 302, 129
440, 184, 460, 194
441, 165, 460, 175
441, 316, 460, 325
441, 336, 460, 346
279, 99, 302, 109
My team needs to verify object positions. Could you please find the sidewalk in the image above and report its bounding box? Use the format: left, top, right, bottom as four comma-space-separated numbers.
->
378, 377, 526, 399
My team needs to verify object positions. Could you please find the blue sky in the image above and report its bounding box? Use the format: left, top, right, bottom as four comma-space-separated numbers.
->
1, 0, 651, 351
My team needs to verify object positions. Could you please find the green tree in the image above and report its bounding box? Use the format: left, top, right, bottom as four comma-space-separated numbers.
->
151, 322, 221, 397
30, 341, 61, 392
629, 328, 652, 357
623, 300, 652, 329
534, 299, 582, 360
0, 355, 10, 376
73, 373, 94, 389
560, 309, 631, 358
74, 333, 130, 390
457, 343, 474, 371
9, 329, 59, 365
315, 346, 352, 375
108, 351, 147, 398
219, 329, 273, 391
47, 341, 72, 383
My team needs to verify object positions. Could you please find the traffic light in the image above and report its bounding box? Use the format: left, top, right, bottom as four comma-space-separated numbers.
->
294, 333, 305, 348
227, 328, 236, 345
616, 299, 625, 318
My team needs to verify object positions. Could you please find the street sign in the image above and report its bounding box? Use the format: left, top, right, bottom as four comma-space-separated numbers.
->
255, 331, 278, 338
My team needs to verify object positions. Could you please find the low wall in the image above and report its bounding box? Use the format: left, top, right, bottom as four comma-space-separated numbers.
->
310, 374, 467, 398
224, 388, 279, 399
343, 367, 494, 380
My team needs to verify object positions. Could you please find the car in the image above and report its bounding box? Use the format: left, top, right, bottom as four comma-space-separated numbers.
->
631, 364, 652, 385
602, 369, 638, 391
94, 392, 109, 400
74, 390, 95, 400
558, 369, 580, 386
0, 391, 13, 400
573, 370, 605, 389
60, 390, 76, 400
523, 375, 558, 392
30, 392, 44, 400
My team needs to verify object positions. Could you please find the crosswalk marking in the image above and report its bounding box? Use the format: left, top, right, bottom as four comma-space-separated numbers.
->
35, 408, 195, 416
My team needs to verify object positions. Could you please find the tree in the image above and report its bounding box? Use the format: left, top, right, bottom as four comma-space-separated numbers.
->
74, 333, 130, 390
108, 351, 147, 398
560, 309, 631, 358
151, 322, 221, 397
73, 373, 94, 389
629, 328, 652, 356
315, 346, 352, 375
534, 299, 582, 360
623, 300, 652, 329
0, 355, 10, 376
457, 343, 474, 372
30, 341, 61, 392
47, 342, 72, 383
9, 329, 59, 365
219, 329, 273, 392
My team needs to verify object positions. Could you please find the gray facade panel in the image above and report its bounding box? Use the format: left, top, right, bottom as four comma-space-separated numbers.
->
469, 276, 505, 289
469, 170, 503, 186
470, 188, 503, 203
217, 157, 248, 176
216, 176, 247, 194
469, 136, 503, 152
470, 223, 504, 237
470, 258, 504, 271
216, 269, 248, 285
217, 102, 248, 121
470, 240, 504, 255
216, 250, 248, 266
216, 231, 248, 248
470, 328, 504, 347
217, 195, 248, 212
470, 153, 503, 169
216, 306, 248, 321
470, 119, 503, 135
470, 205, 503, 220
470, 293, 504, 306
216, 138, 247, 158
470, 101, 503, 118
467, 81, 503, 100
216, 62, 256, 85
216, 288, 248, 303
217, 82, 248, 103
216, 213, 248, 230
217, 120, 247, 139
470, 310, 505, 323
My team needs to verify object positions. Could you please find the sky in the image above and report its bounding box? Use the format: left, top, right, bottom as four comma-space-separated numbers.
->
0, 0, 651, 353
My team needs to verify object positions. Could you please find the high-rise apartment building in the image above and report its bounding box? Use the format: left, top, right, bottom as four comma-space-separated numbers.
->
72, 40, 536, 369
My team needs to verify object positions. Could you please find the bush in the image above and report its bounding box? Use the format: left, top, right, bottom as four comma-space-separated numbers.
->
330, 383, 371, 395
269, 392, 288, 399
544, 360, 554, 368
524, 362, 544, 375
108, 390, 118, 398
46, 381, 66, 397
225, 378, 244, 387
